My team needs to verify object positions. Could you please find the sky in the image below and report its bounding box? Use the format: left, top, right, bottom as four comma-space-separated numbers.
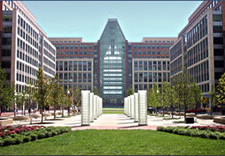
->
23, 1, 202, 42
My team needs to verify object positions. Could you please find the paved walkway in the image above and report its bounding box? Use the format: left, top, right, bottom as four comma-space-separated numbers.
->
4, 113, 224, 130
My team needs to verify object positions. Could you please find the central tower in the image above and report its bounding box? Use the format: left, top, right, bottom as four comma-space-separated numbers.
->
99, 19, 127, 105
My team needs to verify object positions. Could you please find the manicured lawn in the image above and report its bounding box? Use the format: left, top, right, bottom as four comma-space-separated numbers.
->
1, 130, 225, 155
103, 108, 124, 114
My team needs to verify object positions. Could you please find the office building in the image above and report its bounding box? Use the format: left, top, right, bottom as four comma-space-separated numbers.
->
0, 1, 56, 93
170, 1, 225, 99
51, 19, 176, 104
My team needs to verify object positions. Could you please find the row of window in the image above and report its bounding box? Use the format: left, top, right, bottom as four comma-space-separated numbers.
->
43, 65, 55, 76
133, 51, 169, 55
134, 72, 170, 83
44, 49, 55, 62
133, 44, 172, 49
188, 61, 209, 83
44, 57, 55, 69
44, 41, 56, 55
16, 73, 36, 84
16, 61, 38, 77
57, 61, 92, 71
143, 40, 175, 43
17, 27, 38, 49
170, 57, 182, 75
170, 40, 182, 61
134, 61, 170, 71
18, 15, 39, 40
55, 45, 94, 50
17, 38, 39, 58
58, 72, 92, 83
17, 50, 39, 67
134, 84, 163, 92
57, 51, 93, 55
187, 38, 208, 67
62, 84, 91, 91
186, 16, 208, 48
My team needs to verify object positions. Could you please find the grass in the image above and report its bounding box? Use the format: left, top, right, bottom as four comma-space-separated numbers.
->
1, 130, 225, 155
103, 108, 124, 114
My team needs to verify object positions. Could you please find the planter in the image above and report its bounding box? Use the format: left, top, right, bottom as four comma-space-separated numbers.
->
0, 118, 13, 126
213, 116, 225, 124
185, 117, 194, 124
196, 114, 213, 119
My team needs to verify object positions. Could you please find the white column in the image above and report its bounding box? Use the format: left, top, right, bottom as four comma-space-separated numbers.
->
93, 95, 97, 120
90, 93, 94, 122
128, 96, 131, 117
97, 96, 100, 117
124, 97, 127, 115
100, 98, 103, 115
81, 90, 90, 126
131, 95, 135, 119
138, 90, 147, 126
134, 93, 139, 122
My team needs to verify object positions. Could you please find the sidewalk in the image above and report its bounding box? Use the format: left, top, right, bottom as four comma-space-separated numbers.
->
2, 113, 224, 130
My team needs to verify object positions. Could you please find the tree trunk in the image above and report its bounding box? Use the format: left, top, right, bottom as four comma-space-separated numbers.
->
23, 102, 25, 115
54, 106, 56, 119
184, 102, 187, 122
68, 107, 70, 117
41, 106, 44, 124
14, 104, 17, 117
62, 107, 64, 117
0, 105, 2, 116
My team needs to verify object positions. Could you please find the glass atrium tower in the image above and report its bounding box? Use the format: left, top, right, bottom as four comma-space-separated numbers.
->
99, 19, 127, 104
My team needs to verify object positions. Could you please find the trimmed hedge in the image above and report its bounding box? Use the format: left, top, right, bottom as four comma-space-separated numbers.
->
157, 126, 225, 140
0, 127, 71, 146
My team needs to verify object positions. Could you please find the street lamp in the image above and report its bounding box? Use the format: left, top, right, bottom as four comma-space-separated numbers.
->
67, 89, 71, 116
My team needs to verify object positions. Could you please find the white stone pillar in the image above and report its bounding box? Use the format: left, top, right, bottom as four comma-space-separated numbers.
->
134, 93, 139, 122
128, 96, 131, 117
131, 95, 135, 119
124, 97, 127, 115
100, 98, 102, 115
90, 93, 94, 122
97, 96, 100, 117
81, 90, 90, 126
93, 95, 97, 120
138, 90, 147, 126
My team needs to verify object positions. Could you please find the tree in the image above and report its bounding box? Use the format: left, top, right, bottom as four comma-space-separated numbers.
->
216, 73, 225, 106
34, 67, 49, 123
127, 88, 134, 96
65, 89, 73, 117
191, 83, 202, 109
148, 84, 161, 114
172, 68, 195, 120
161, 81, 178, 118
26, 81, 35, 115
0, 66, 15, 116
93, 87, 100, 96
15, 89, 28, 115
73, 88, 81, 107
48, 76, 62, 119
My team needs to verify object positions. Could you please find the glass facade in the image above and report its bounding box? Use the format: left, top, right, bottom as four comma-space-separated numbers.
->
99, 19, 127, 104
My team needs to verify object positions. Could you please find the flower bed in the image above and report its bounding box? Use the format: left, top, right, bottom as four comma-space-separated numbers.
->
191, 125, 225, 132
157, 126, 225, 140
0, 126, 71, 146
0, 125, 42, 137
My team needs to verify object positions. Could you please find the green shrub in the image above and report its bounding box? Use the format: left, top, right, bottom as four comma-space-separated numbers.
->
29, 133, 38, 141
219, 133, 225, 140
0, 139, 4, 146
4, 137, 16, 146
23, 135, 31, 142
37, 132, 46, 139
14, 135, 24, 144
